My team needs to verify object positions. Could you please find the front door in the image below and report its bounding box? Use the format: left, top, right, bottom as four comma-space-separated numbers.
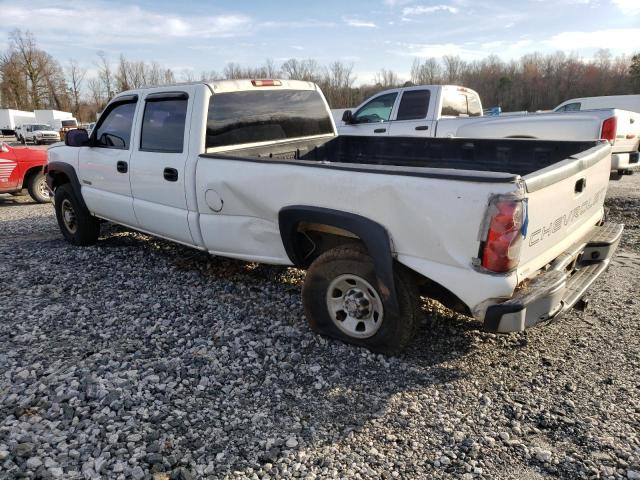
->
339, 91, 398, 137
78, 97, 139, 226
129, 90, 194, 245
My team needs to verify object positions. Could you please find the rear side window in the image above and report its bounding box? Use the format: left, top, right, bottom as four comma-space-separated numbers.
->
396, 90, 431, 121
206, 89, 333, 149
140, 96, 188, 153
94, 102, 137, 149
467, 95, 482, 117
564, 102, 581, 112
441, 93, 468, 117
441, 92, 482, 117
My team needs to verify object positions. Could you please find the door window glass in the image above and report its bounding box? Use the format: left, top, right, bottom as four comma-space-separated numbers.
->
396, 90, 430, 121
352, 93, 398, 123
140, 97, 188, 153
94, 102, 136, 149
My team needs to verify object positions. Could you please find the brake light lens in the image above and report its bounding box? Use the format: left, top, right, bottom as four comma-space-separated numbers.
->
251, 79, 282, 87
600, 116, 617, 142
481, 198, 525, 273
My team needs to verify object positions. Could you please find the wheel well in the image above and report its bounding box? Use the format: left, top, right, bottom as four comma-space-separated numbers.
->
49, 171, 70, 190
293, 222, 365, 265
284, 217, 471, 317
21, 166, 44, 189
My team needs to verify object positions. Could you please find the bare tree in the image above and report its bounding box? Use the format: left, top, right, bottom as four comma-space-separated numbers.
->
67, 60, 86, 117
374, 68, 399, 88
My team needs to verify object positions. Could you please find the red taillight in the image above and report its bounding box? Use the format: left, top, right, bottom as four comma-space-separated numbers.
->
481, 198, 525, 273
600, 116, 617, 142
251, 79, 282, 87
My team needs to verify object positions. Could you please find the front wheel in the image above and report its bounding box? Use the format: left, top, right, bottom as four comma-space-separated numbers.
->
54, 184, 100, 246
302, 246, 420, 355
27, 171, 51, 203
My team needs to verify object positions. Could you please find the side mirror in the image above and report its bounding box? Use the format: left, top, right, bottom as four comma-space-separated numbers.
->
65, 128, 90, 147
342, 110, 353, 124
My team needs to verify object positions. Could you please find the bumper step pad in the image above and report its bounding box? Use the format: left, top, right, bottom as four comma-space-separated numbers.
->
484, 222, 623, 333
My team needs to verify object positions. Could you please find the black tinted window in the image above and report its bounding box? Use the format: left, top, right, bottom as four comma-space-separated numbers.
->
564, 102, 581, 112
140, 98, 188, 153
206, 89, 333, 149
396, 90, 430, 121
95, 102, 136, 149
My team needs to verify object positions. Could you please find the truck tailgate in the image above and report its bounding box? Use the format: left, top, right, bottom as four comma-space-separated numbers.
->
517, 143, 612, 280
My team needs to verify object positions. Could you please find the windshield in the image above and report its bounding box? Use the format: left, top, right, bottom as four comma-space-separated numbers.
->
206, 89, 333, 149
33, 124, 51, 131
61, 120, 77, 127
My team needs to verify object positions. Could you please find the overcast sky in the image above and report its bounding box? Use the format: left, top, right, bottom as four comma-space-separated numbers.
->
2, 0, 639, 84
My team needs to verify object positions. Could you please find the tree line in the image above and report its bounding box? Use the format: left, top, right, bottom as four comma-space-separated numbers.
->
1, 29, 639, 123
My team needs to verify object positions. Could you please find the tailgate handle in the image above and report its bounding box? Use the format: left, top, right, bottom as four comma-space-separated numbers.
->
575, 178, 587, 193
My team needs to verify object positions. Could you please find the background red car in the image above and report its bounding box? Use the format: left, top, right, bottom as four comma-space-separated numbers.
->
0, 142, 50, 203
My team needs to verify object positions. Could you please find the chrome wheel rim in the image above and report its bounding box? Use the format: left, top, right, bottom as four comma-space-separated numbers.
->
61, 199, 77, 234
38, 178, 50, 199
326, 274, 384, 339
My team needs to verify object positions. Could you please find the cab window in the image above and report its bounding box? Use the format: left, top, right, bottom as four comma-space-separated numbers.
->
93, 101, 137, 149
352, 93, 397, 124
140, 96, 188, 153
396, 90, 430, 121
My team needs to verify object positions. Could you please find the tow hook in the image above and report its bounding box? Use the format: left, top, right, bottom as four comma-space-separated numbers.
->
574, 297, 590, 312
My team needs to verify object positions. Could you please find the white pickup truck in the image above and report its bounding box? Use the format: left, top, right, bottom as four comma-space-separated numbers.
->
46, 79, 622, 354
338, 85, 640, 176
16, 123, 61, 145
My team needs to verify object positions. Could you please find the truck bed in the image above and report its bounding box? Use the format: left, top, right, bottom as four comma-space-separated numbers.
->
212, 136, 601, 177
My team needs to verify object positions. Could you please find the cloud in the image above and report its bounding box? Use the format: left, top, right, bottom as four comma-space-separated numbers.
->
548, 28, 640, 50
344, 18, 378, 28
1, 1, 251, 47
402, 4, 459, 16
611, 0, 640, 15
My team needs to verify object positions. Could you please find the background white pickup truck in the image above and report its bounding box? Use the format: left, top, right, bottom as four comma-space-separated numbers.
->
47, 80, 622, 354
338, 85, 640, 175
553, 94, 640, 176
15, 123, 60, 145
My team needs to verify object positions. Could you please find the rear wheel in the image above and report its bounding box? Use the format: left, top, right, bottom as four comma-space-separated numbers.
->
302, 245, 420, 355
54, 184, 100, 245
27, 171, 50, 203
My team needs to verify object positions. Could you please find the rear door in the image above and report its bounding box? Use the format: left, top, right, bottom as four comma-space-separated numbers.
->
79, 96, 139, 226
339, 91, 399, 137
129, 89, 194, 245
387, 88, 435, 137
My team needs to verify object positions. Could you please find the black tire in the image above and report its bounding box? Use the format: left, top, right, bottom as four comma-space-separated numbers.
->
302, 245, 420, 355
54, 184, 100, 246
20, 136, 25, 145
27, 171, 51, 203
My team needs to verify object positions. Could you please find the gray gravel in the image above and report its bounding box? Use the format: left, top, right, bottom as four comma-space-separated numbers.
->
0, 175, 639, 479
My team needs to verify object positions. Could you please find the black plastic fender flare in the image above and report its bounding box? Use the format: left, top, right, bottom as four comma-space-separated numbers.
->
46, 161, 89, 211
278, 206, 399, 315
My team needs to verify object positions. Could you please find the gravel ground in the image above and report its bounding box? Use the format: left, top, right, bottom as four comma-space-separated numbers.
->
0, 174, 639, 480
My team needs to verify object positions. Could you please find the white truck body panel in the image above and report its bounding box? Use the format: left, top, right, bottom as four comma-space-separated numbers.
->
0, 109, 36, 130
555, 94, 640, 114
34, 110, 77, 131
